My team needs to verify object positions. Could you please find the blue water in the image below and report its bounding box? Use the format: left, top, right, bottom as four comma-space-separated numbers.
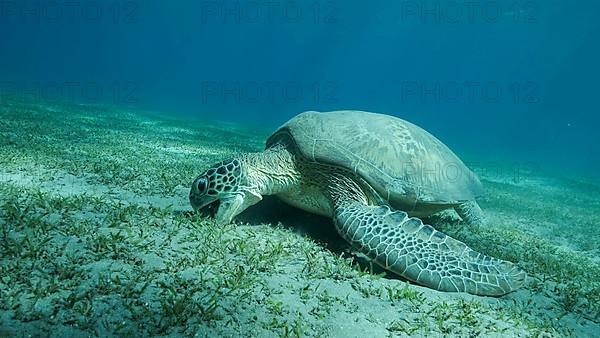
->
2, 0, 599, 179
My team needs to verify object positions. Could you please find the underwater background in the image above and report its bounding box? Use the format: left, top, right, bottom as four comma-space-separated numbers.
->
2, 0, 599, 180
1, 1, 600, 337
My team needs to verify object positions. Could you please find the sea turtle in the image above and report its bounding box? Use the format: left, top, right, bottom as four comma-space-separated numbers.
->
189, 110, 526, 296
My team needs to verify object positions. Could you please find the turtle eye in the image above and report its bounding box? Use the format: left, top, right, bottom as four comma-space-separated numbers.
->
196, 177, 208, 193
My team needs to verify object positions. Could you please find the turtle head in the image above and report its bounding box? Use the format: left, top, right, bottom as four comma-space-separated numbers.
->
190, 158, 262, 224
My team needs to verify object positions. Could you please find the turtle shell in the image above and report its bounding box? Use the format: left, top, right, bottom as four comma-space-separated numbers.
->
266, 111, 483, 208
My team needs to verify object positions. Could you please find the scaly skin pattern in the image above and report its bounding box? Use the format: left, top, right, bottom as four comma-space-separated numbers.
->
328, 174, 526, 296
239, 145, 301, 196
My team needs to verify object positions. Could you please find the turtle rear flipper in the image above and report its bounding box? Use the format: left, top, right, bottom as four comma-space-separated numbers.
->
455, 201, 486, 226
333, 201, 526, 296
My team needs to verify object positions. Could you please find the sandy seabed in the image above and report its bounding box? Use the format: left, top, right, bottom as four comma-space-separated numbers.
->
1, 101, 599, 337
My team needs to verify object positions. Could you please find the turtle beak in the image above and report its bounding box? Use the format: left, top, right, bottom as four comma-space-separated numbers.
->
189, 182, 219, 212
190, 195, 219, 212
189, 194, 221, 219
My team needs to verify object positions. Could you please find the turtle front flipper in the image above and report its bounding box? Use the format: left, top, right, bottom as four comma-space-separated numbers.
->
332, 200, 526, 296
